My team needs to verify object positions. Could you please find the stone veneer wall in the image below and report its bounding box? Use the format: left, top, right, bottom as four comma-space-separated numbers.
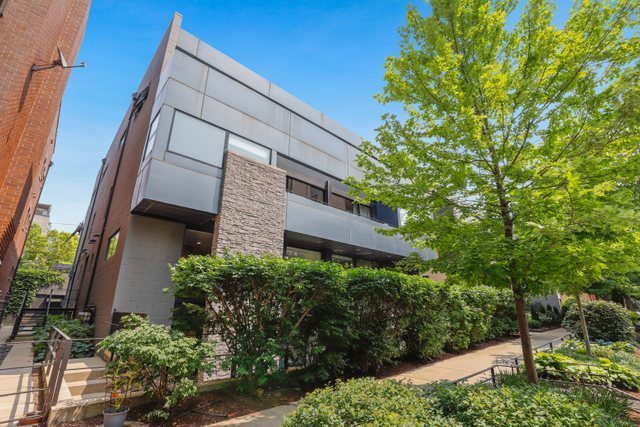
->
212, 151, 286, 256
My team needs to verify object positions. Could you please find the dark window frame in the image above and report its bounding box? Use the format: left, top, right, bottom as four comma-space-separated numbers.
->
286, 177, 325, 203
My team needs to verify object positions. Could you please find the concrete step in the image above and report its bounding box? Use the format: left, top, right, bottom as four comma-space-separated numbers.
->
64, 365, 106, 382
64, 356, 108, 385
67, 377, 107, 396
12, 334, 33, 342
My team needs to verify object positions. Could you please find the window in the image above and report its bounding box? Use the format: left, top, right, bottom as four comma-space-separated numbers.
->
0, 0, 10, 17
106, 231, 119, 260
168, 111, 226, 166
228, 134, 271, 164
355, 203, 372, 219
330, 193, 353, 213
331, 254, 353, 265
143, 115, 159, 159
286, 177, 325, 203
285, 246, 322, 261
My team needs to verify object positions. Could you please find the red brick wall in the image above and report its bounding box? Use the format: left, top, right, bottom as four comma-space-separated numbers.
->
0, 0, 90, 297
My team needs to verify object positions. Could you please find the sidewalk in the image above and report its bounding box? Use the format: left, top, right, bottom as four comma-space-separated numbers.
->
387, 328, 568, 385
207, 328, 568, 426
0, 325, 36, 426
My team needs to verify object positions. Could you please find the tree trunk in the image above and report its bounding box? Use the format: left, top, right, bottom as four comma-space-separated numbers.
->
514, 292, 538, 384
574, 294, 593, 357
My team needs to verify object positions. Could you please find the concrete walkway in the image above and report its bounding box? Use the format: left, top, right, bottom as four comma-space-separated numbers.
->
208, 328, 568, 426
0, 325, 36, 426
387, 328, 568, 385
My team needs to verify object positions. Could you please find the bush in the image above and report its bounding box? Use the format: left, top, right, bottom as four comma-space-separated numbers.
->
169, 254, 520, 385
426, 381, 632, 426
562, 300, 635, 342
32, 315, 94, 362
343, 268, 410, 373
97, 315, 214, 419
170, 254, 353, 389
283, 378, 460, 427
528, 318, 541, 329
286, 378, 632, 426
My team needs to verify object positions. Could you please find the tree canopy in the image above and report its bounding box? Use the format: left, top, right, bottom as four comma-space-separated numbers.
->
347, 0, 640, 382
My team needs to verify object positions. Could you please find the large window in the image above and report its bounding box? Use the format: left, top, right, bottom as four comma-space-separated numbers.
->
106, 231, 119, 260
168, 111, 226, 166
287, 177, 324, 203
330, 193, 354, 213
355, 203, 372, 219
285, 246, 322, 261
228, 134, 271, 164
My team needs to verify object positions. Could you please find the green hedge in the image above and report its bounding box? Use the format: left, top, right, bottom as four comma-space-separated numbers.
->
170, 254, 518, 386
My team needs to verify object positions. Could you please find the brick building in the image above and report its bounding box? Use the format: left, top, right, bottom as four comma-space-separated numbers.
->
66, 14, 435, 338
0, 0, 90, 297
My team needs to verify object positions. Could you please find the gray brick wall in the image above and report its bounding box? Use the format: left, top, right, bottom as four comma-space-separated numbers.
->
212, 151, 286, 256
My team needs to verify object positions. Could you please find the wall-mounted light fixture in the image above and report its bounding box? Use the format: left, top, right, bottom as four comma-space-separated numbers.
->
32, 45, 85, 72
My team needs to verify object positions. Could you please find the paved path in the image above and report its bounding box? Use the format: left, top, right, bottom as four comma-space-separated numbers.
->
208, 328, 568, 426
0, 325, 35, 426
387, 328, 568, 385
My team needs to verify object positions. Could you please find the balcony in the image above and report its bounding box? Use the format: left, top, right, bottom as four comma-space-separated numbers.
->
285, 193, 434, 259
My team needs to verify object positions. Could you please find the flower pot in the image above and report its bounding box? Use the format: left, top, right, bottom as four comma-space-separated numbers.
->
103, 406, 129, 427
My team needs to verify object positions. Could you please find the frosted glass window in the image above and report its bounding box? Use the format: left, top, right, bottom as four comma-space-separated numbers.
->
168, 111, 226, 166
228, 134, 271, 164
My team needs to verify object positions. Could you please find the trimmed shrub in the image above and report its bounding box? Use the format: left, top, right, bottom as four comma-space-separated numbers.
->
562, 300, 635, 342
283, 378, 461, 427
343, 268, 410, 373
169, 254, 521, 385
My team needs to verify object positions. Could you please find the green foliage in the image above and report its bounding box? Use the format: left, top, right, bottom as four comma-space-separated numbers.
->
426, 381, 632, 426
535, 351, 640, 391
287, 378, 632, 426
346, 0, 640, 380
343, 268, 409, 372
97, 315, 214, 418
283, 378, 461, 427
393, 252, 429, 275
170, 254, 352, 390
6, 268, 63, 315
528, 318, 541, 329
32, 315, 94, 361
562, 300, 635, 342
170, 254, 518, 388
20, 223, 78, 269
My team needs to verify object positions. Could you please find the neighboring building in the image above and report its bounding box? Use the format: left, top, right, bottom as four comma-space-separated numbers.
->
0, 0, 90, 297
66, 13, 435, 338
32, 203, 52, 233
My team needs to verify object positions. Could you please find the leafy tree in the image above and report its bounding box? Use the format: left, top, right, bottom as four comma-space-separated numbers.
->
347, 0, 640, 383
20, 224, 78, 269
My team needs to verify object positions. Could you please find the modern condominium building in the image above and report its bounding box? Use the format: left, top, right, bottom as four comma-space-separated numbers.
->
66, 13, 435, 338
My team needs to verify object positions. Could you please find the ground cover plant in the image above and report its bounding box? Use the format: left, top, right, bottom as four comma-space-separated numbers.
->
284, 377, 633, 426
169, 254, 518, 390
32, 315, 94, 362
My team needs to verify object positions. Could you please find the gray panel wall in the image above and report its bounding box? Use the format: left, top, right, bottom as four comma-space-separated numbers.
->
286, 193, 435, 259
111, 215, 184, 325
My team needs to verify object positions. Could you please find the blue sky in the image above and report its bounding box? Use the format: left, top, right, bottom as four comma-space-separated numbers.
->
42, 0, 424, 231
42, 1, 574, 231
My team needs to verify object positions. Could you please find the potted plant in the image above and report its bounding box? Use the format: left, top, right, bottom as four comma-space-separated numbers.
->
103, 357, 138, 427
